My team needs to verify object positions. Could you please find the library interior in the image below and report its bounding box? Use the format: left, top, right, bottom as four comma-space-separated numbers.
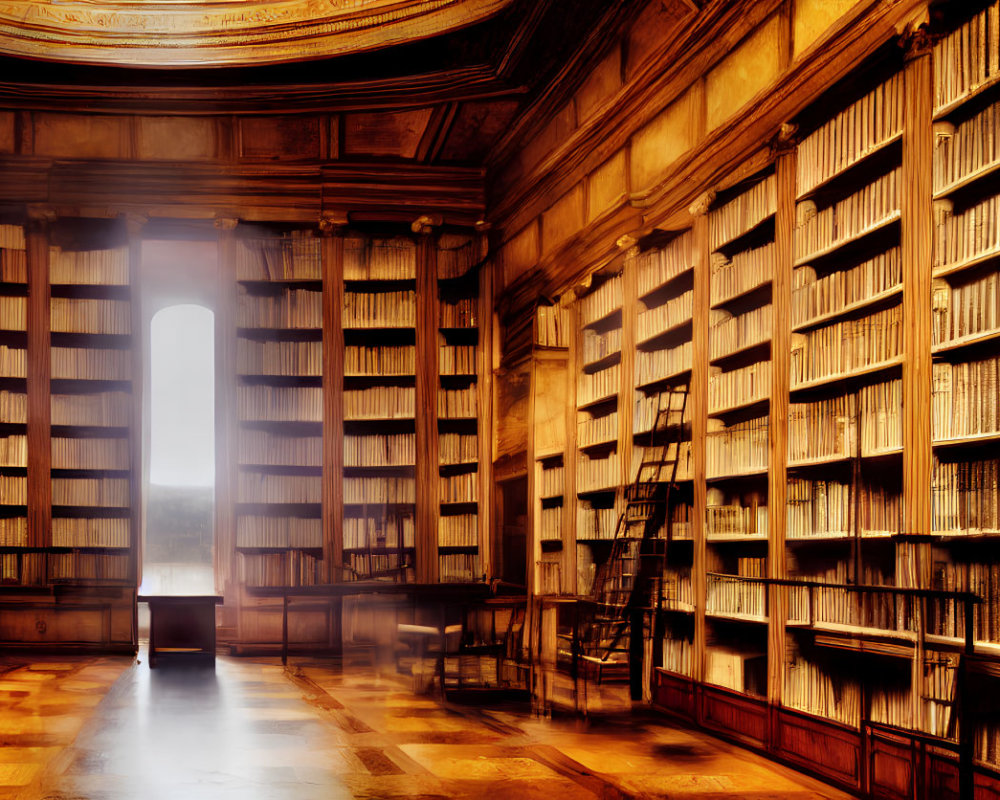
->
0, 0, 999, 798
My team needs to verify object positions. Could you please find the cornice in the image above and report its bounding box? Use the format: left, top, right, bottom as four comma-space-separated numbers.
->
0, 0, 514, 68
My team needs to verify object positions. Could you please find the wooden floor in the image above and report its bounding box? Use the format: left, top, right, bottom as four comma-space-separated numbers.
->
0, 653, 853, 800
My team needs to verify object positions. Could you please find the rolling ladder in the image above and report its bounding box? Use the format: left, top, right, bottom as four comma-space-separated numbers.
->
575, 384, 690, 682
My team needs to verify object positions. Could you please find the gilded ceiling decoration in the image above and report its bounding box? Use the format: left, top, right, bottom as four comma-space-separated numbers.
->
0, 0, 514, 67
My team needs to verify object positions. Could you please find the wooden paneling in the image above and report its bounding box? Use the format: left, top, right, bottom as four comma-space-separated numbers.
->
239, 117, 323, 161
700, 684, 768, 747
868, 730, 915, 800
653, 668, 696, 719
343, 110, 434, 159
774, 709, 861, 790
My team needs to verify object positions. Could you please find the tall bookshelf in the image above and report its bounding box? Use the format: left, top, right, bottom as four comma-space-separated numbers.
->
0, 215, 139, 649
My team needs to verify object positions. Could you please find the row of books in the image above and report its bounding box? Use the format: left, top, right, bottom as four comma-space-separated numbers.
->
49, 248, 128, 285
439, 344, 476, 375
0, 345, 25, 378
708, 361, 770, 413
348, 552, 412, 580
437, 234, 478, 280
709, 305, 772, 360
0, 249, 26, 284
236, 237, 322, 281
345, 344, 415, 376
535, 304, 570, 348
439, 513, 477, 547
344, 476, 415, 504
577, 451, 620, 493
789, 304, 901, 386
710, 243, 773, 307
343, 236, 416, 280
932, 271, 1000, 345
794, 168, 900, 263
0, 225, 24, 251
50, 298, 130, 335
238, 339, 321, 376
796, 73, 903, 196
51, 517, 128, 548
344, 514, 415, 550
784, 654, 861, 727
667, 503, 694, 540
238, 550, 322, 587
706, 569, 766, 619
51, 346, 130, 380
582, 327, 621, 365
438, 386, 477, 418
662, 569, 694, 610
577, 504, 618, 540
0, 473, 25, 504
0, 390, 25, 423
637, 290, 692, 342
934, 193, 1000, 270
932, 0, 1000, 112
932, 456, 1000, 534
791, 248, 901, 327
238, 472, 321, 504
439, 433, 477, 464
788, 380, 902, 463
344, 433, 415, 467
706, 416, 768, 478
0, 297, 25, 330
236, 516, 322, 549
930, 560, 1000, 643
51, 437, 128, 470
0, 517, 26, 546
579, 275, 622, 324
342, 290, 416, 328
787, 478, 850, 538
635, 232, 693, 296
932, 357, 1000, 440
578, 410, 617, 448
50, 391, 129, 427
709, 174, 777, 250
237, 289, 321, 329
706, 489, 767, 538
636, 342, 692, 385
922, 653, 958, 740
661, 631, 693, 675
0, 433, 26, 466
239, 431, 321, 466
49, 551, 129, 582
441, 471, 478, 503
238, 385, 322, 422
578, 363, 619, 406
933, 99, 1000, 193
344, 386, 414, 420
52, 477, 128, 507
539, 464, 564, 498
440, 298, 477, 328
540, 506, 562, 541
439, 552, 479, 582
633, 388, 687, 434
705, 647, 766, 695
787, 562, 898, 632
538, 557, 561, 594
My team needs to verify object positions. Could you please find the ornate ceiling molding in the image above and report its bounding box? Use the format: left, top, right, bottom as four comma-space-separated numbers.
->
0, 0, 514, 67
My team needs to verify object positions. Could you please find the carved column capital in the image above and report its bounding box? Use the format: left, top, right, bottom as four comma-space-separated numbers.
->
688, 190, 716, 218
900, 21, 934, 61
121, 212, 148, 238
769, 122, 800, 157
616, 233, 640, 260
319, 210, 350, 236
25, 205, 56, 231
213, 216, 239, 232
411, 213, 443, 235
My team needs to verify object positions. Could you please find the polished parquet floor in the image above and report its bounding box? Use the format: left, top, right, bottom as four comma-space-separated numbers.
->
0, 652, 851, 800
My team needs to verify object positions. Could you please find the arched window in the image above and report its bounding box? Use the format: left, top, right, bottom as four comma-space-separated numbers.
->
146, 304, 215, 585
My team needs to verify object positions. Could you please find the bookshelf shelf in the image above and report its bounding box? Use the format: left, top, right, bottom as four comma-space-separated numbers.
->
933, 73, 1000, 121
932, 327, 1000, 354
791, 284, 903, 333
796, 132, 904, 202
789, 357, 904, 394
932, 431, 1000, 449
932, 246, 1000, 280
934, 158, 1000, 201
793, 211, 901, 268
710, 279, 772, 312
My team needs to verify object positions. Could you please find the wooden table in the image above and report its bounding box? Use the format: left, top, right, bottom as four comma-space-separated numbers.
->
139, 594, 223, 668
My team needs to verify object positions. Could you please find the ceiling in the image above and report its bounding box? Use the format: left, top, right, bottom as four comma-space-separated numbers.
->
0, 0, 515, 67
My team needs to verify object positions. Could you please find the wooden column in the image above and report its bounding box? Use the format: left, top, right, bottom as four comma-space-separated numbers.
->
476, 228, 494, 580
562, 299, 579, 596
214, 217, 239, 606
320, 214, 347, 581
901, 29, 935, 741
414, 216, 441, 583
25, 207, 52, 551
618, 239, 639, 494
122, 213, 147, 593
689, 202, 711, 687
768, 146, 796, 709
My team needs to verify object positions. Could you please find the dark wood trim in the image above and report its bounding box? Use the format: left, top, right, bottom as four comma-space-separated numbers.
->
25, 213, 51, 551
